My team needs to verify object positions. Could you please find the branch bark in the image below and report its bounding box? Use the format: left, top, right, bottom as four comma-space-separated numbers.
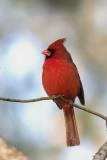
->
93, 142, 107, 160
0, 137, 29, 160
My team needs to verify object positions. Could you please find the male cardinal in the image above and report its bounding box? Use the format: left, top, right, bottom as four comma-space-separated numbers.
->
42, 38, 85, 146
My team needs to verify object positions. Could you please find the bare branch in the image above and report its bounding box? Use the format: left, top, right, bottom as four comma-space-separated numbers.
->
70, 102, 107, 121
93, 142, 107, 160
0, 137, 29, 160
0, 95, 61, 103
0, 95, 107, 123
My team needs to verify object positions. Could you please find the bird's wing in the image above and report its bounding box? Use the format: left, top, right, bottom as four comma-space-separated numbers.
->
78, 80, 85, 105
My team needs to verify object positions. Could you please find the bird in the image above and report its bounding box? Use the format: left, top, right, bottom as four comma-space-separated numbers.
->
42, 38, 85, 146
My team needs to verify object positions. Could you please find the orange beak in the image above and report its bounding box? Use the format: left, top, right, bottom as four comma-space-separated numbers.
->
42, 50, 51, 56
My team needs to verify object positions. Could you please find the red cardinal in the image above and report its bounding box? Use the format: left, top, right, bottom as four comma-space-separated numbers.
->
42, 38, 85, 146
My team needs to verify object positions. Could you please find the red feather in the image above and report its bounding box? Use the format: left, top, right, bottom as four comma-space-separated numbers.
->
42, 38, 85, 146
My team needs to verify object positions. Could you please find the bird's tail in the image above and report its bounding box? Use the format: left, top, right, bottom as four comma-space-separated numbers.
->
63, 104, 80, 146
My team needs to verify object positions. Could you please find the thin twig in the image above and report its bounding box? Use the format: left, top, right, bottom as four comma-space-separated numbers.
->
70, 102, 107, 121
0, 95, 61, 103
93, 141, 107, 160
0, 95, 106, 122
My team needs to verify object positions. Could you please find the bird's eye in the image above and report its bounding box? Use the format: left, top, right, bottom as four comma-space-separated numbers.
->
48, 48, 56, 54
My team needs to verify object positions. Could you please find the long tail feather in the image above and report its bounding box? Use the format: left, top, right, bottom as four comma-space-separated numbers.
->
63, 104, 80, 146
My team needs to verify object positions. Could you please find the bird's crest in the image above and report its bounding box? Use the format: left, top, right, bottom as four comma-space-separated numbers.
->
48, 38, 66, 49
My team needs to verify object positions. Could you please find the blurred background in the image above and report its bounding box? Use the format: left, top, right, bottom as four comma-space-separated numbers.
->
0, 0, 107, 159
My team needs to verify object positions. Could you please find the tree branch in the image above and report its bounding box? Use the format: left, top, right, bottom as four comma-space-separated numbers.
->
0, 137, 29, 160
0, 95, 107, 123
93, 142, 107, 160
0, 95, 61, 103
70, 101, 107, 122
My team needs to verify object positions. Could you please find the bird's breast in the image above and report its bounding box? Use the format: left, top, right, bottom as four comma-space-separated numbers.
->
42, 59, 80, 100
